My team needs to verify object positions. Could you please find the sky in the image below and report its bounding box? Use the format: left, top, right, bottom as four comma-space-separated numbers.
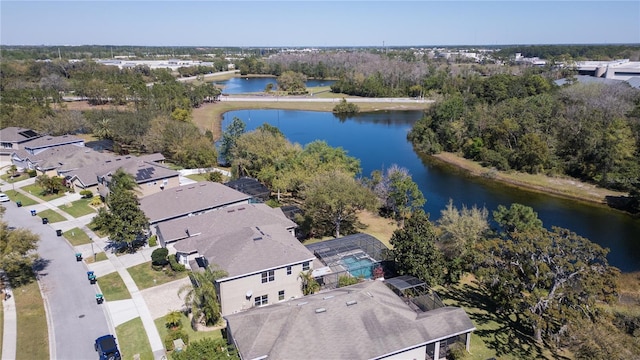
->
1, 1, 639, 47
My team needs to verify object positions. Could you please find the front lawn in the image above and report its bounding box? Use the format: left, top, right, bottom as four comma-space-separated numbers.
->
20, 184, 65, 201
14, 281, 49, 360
3, 190, 37, 207
154, 313, 222, 350
36, 209, 67, 223
59, 198, 96, 217
116, 317, 153, 360
63, 227, 92, 246
128, 262, 189, 291
84, 252, 108, 264
97, 272, 131, 301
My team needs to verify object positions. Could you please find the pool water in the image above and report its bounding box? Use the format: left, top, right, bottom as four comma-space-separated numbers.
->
341, 255, 374, 279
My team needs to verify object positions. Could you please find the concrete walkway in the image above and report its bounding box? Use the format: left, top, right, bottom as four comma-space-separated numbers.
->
1, 175, 171, 360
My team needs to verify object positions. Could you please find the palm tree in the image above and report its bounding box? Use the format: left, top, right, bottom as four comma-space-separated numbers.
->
178, 267, 227, 326
108, 168, 139, 193
165, 310, 183, 330
299, 270, 320, 295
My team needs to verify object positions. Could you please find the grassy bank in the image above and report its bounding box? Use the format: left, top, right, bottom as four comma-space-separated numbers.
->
15, 281, 49, 360
431, 152, 628, 206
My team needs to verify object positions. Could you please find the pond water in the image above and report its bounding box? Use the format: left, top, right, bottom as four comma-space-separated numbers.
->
214, 77, 335, 94
222, 109, 640, 272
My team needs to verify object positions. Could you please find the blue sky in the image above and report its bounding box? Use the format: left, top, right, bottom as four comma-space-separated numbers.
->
1, 1, 638, 47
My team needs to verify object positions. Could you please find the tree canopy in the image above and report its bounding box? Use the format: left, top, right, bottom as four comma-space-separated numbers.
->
0, 206, 40, 286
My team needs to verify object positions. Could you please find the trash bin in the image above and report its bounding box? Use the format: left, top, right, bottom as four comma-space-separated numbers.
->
30, 210, 36, 216
87, 271, 94, 280
90, 276, 97, 284
16, 201, 22, 207
56, 229, 62, 237
75, 253, 83, 262
42, 218, 48, 224
96, 294, 104, 304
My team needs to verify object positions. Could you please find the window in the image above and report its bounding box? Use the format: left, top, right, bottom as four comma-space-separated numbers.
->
254, 295, 268, 306
278, 290, 285, 301
286, 266, 292, 275
302, 261, 310, 271
261, 270, 275, 283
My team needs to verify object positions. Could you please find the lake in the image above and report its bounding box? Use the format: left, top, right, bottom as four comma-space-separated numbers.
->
221, 109, 640, 272
214, 77, 335, 94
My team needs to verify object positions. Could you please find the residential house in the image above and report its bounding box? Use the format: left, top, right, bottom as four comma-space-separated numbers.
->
139, 182, 252, 226
0, 127, 43, 162
225, 280, 476, 360
174, 222, 316, 316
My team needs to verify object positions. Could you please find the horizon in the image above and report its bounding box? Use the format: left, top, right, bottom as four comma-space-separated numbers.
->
2, 1, 638, 47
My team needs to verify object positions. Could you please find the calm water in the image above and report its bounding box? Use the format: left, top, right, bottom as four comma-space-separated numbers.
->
222, 110, 640, 272
215, 77, 335, 94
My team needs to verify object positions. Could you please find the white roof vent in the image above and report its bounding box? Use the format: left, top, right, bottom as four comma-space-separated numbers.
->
315, 308, 326, 314
346, 300, 358, 306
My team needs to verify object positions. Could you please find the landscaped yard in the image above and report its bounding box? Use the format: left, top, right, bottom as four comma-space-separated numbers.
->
84, 252, 108, 264
154, 313, 222, 353
3, 190, 37, 207
36, 209, 67, 223
14, 281, 49, 360
59, 198, 96, 217
116, 317, 153, 360
128, 262, 189, 291
20, 184, 65, 201
97, 272, 131, 301
63, 227, 92, 246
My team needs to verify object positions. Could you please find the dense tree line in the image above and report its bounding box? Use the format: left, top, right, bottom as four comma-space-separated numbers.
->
493, 44, 640, 62
408, 72, 640, 209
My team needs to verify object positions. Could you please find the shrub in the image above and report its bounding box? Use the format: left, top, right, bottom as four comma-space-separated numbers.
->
169, 254, 186, 272
90, 196, 102, 207
447, 342, 467, 360
332, 98, 359, 115
337, 275, 359, 288
27, 169, 37, 177
151, 248, 169, 266
148, 235, 158, 247
79, 190, 93, 198
207, 171, 223, 183
164, 329, 189, 351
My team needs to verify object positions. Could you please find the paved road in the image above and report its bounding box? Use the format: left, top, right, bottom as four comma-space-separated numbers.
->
3, 202, 112, 360
219, 95, 433, 103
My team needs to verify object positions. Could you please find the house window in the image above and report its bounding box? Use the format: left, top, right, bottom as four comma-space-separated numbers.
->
261, 270, 275, 283
278, 290, 285, 301
302, 261, 310, 271
286, 266, 292, 275
254, 295, 268, 306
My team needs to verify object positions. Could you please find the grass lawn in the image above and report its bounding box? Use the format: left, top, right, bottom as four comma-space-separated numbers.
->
20, 184, 65, 201
154, 313, 222, 349
14, 281, 49, 360
128, 262, 189, 291
3, 190, 37, 207
0, 173, 30, 183
97, 272, 131, 301
59, 198, 96, 217
0, 288, 3, 355
36, 209, 67, 223
87, 222, 109, 238
116, 317, 153, 360
185, 173, 208, 182
63, 227, 92, 246
84, 252, 108, 264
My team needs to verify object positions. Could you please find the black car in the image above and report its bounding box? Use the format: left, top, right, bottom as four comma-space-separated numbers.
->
94, 334, 121, 360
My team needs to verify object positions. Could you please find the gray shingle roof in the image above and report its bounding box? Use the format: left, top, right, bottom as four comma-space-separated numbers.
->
0, 127, 42, 143
156, 203, 296, 243
225, 281, 475, 360
23, 134, 83, 150
174, 223, 314, 278
140, 182, 252, 224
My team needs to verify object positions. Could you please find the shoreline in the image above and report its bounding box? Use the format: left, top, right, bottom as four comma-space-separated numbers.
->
194, 100, 631, 211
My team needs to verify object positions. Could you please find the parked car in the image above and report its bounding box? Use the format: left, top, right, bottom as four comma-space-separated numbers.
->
0, 193, 9, 202
94, 334, 121, 360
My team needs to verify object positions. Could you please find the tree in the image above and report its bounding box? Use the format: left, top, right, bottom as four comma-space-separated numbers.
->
389, 210, 444, 286
151, 248, 169, 266
301, 170, 378, 238
476, 226, 619, 343
0, 211, 39, 286
299, 270, 320, 295
178, 267, 227, 326
35, 174, 65, 195
220, 117, 246, 165
385, 165, 425, 225
493, 203, 543, 235
332, 98, 359, 117
277, 71, 307, 94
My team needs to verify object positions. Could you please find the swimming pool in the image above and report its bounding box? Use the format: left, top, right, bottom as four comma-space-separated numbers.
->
341, 254, 374, 279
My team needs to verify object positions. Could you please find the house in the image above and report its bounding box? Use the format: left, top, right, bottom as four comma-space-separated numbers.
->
0, 127, 43, 162
174, 222, 316, 316
1, 127, 85, 163
139, 182, 252, 226
155, 203, 297, 245
224, 280, 476, 360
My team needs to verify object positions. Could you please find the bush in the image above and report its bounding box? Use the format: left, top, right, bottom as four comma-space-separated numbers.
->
169, 254, 186, 272
79, 190, 93, 198
207, 171, 223, 183
337, 275, 359, 288
27, 170, 37, 177
164, 329, 189, 351
332, 98, 359, 115
148, 235, 158, 247
90, 196, 102, 207
151, 248, 169, 266
447, 342, 467, 360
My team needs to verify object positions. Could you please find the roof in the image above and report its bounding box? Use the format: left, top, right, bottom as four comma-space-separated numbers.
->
0, 127, 42, 143
225, 281, 475, 360
16, 144, 111, 171
156, 203, 296, 243
23, 134, 84, 150
139, 182, 252, 224
174, 223, 314, 279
